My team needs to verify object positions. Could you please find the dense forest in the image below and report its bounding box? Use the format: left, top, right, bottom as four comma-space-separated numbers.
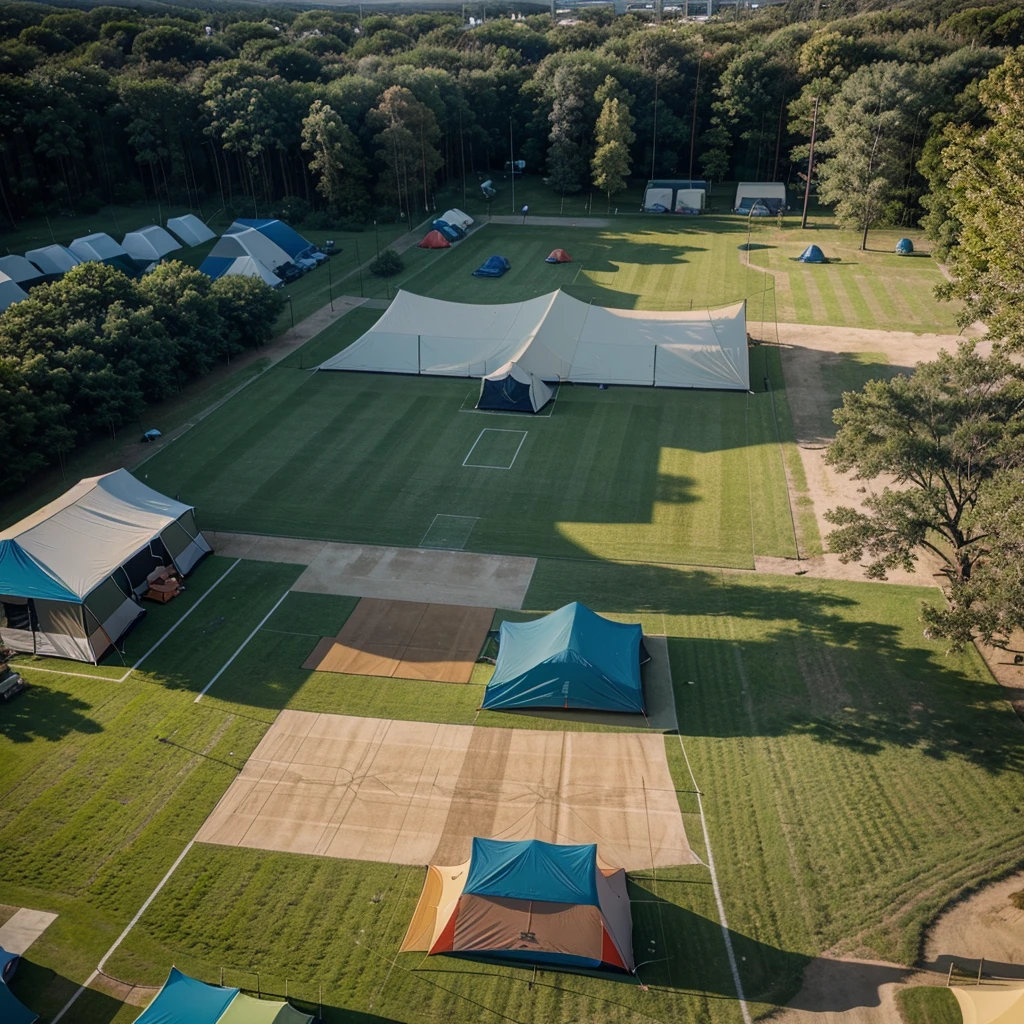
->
0, 0, 1021, 230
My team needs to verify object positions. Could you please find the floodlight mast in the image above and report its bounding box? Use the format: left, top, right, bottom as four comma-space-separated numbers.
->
509, 116, 516, 215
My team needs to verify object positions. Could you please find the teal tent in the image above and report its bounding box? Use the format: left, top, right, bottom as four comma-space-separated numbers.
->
798, 244, 827, 263
481, 602, 646, 713
896, 238, 914, 255
133, 968, 238, 1024
0, 948, 37, 1024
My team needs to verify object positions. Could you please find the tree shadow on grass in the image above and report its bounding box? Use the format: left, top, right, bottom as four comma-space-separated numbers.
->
0, 682, 102, 744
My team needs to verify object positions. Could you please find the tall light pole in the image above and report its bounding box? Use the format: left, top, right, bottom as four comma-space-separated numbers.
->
509, 116, 515, 215
688, 53, 706, 183
650, 75, 659, 180
801, 95, 820, 231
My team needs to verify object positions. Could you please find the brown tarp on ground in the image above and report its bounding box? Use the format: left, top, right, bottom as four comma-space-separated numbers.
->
300, 598, 493, 683
952, 987, 1024, 1024
196, 711, 696, 868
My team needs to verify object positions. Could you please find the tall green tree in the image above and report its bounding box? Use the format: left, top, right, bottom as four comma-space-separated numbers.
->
823, 343, 1024, 646
933, 49, 1024, 350
301, 99, 368, 217
546, 65, 588, 195
591, 77, 635, 202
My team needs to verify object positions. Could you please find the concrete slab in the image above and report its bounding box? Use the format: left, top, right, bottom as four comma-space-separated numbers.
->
0, 907, 58, 954
196, 710, 696, 870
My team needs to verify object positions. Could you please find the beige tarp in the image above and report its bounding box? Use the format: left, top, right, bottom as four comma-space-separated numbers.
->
217, 992, 313, 1024
952, 987, 1024, 1024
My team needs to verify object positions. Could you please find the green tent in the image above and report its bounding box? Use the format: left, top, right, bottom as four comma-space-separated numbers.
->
216, 992, 312, 1024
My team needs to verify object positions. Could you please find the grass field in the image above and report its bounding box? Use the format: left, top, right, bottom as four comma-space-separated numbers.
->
3, 554, 1022, 1023
140, 307, 800, 569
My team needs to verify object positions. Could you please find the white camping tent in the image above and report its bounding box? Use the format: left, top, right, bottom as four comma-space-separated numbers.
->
0, 470, 212, 663
122, 225, 182, 262
25, 245, 81, 276
674, 189, 705, 212
166, 214, 216, 247
0, 272, 28, 312
734, 182, 787, 212
216, 227, 291, 271
643, 188, 673, 211
441, 208, 473, 230
0, 255, 44, 285
69, 233, 130, 263
210, 255, 281, 287
320, 289, 749, 390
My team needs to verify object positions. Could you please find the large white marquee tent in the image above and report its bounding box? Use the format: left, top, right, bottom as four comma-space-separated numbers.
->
319, 290, 749, 390
166, 214, 216, 247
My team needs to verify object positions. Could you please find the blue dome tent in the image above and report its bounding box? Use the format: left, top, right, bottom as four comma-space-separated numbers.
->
472, 255, 510, 278
896, 238, 914, 255
798, 244, 827, 263
481, 602, 648, 713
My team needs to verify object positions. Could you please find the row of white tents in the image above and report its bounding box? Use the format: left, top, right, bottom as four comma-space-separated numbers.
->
0, 214, 216, 313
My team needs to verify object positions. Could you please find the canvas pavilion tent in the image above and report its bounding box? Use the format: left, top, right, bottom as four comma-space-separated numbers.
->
166, 214, 216, 247
230, 219, 318, 262
734, 182, 787, 214
319, 288, 749, 391
0, 470, 211, 662
134, 967, 312, 1024
951, 986, 1024, 1024
25, 244, 80, 277
122, 225, 181, 263
199, 232, 287, 284
481, 602, 646, 713
0, 255, 44, 286
0, 272, 28, 312
418, 230, 450, 249
68, 233, 139, 275
477, 361, 553, 413
402, 837, 634, 973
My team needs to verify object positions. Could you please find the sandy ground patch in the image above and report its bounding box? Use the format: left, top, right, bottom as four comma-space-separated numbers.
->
922, 871, 1024, 979
301, 598, 493, 684
772, 956, 913, 1024
206, 531, 536, 609
0, 907, 58, 954
196, 710, 695, 869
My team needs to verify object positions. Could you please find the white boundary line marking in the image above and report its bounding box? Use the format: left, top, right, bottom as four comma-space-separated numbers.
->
676, 734, 751, 1024
194, 588, 291, 703
16, 560, 242, 684
52, 840, 196, 1022
462, 428, 527, 470
419, 514, 480, 549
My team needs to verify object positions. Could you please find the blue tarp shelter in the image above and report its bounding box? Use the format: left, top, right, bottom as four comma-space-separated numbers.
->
896, 238, 914, 255
472, 255, 510, 278
401, 838, 634, 972
481, 602, 645, 713
232, 219, 317, 261
134, 968, 238, 1024
0, 946, 36, 1024
798, 245, 827, 263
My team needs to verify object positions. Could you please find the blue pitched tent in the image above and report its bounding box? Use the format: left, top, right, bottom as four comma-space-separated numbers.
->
481, 602, 645, 713
472, 255, 510, 278
432, 219, 463, 241
133, 968, 238, 1024
402, 838, 635, 972
798, 244, 827, 263
896, 237, 914, 255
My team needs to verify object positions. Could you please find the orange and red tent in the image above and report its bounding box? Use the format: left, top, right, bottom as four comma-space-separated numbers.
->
545, 249, 572, 263
418, 230, 450, 249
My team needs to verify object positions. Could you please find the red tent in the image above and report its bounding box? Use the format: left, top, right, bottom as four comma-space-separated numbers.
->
418, 230, 450, 249
545, 249, 572, 263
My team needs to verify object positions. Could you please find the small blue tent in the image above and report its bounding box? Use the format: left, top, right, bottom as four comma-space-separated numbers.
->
481, 602, 645, 713
896, 238, 914, 255
432, 219, 463, 241
133, 968, 238, 1024
472, 255, 510, 278
798, 244, 827, 263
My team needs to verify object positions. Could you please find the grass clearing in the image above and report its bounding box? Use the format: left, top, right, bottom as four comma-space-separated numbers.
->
896, 987, 962, 1024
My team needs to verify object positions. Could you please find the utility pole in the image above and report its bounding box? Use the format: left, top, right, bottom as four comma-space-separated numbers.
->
688, 53, 704, 183
509, 116, 515, 215
800, 95, 819, 231
650, 76, 659, 180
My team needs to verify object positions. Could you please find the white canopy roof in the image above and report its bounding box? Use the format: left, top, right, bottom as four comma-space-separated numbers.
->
122, 226, 181, 261
320, 290, 749, 390
0, 272, 28, 312
25, 245, 81, 275
166, 214, 215, 247
0, 469, 199, 600
214, 227, 291, 270
220, 255, 281, 287
0, 255, 44, 284
441, 208, 473, 229
69, 233, 129, 263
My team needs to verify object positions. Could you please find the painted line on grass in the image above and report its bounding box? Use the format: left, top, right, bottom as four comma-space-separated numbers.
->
16, 559, 242, 684
52, 840, 196, 1023
676, 734, 752, 1024
462, 428, 528, 469
194, 588, 292, 703
419, 513, 479, 550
